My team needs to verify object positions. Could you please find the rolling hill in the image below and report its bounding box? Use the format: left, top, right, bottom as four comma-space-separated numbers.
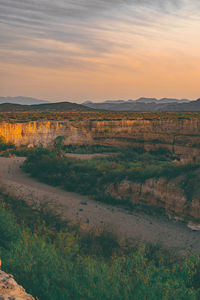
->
0, 102, 95, 112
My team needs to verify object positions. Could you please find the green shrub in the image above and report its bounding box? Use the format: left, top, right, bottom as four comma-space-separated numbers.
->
64, 144, 119, 154
0, 136, 15, 152
0, 209, 21, 250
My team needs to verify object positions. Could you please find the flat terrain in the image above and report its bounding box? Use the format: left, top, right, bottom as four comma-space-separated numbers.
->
0, 157, 200, 255
65, 153, 116, 160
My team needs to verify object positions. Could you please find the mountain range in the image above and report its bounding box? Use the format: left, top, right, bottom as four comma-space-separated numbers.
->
0, 96, 200, 112
83, 97, 192, 110
83, 98, 200, 112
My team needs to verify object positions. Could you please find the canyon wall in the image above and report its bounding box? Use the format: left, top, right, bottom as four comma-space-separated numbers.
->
106, 177, 200, 226
1, 119, 200, 161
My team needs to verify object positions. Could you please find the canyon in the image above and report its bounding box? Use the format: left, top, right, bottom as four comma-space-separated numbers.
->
0, 116, 200, 226
0, 157, 200, 254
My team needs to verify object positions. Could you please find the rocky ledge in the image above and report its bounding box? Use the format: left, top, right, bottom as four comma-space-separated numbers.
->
0, 270, 35, 300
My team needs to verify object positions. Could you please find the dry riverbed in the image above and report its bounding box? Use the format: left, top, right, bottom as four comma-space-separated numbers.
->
65, 152, 117, 160
0, 157, 200, 255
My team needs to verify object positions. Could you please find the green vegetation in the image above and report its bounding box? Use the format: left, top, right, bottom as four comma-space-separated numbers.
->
1, 111, 200, 122
0, 136, 15, 152
0, 142, 35, 158
0, 190, 200, 300
22, 146, 200, 205
1, 112, 200, 299
64, 144, 119, 154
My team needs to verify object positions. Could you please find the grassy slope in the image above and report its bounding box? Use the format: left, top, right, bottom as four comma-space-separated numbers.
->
0, 191, 200, 300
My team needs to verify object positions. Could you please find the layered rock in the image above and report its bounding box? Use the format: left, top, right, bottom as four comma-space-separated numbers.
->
1, 119, 200, 145
1, 118, 200, 162
106, 177, 200, 226
0, 270, 35, 300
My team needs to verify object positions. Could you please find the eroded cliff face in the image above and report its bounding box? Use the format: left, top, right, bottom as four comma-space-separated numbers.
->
0, 270, 34, 300
0, 121, 65, 147
1, 118, 200, 161
106, 177, 200, 225
0, 119, 200, 144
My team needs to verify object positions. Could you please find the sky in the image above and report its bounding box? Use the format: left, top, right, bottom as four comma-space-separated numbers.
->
0, 0, 200, 102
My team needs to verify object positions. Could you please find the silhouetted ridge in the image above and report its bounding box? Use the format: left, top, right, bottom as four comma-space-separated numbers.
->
83, 98, 200, 112
0, 96, 49, 105
0, 102, 95, 112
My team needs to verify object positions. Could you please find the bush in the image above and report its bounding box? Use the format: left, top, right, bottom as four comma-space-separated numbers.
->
0, 136, 15, 152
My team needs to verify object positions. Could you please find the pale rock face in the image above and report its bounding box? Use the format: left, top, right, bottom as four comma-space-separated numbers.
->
190, 198, 200, 220
106, 178, 200, 223
1, 119, 200, 162
0, 270, 35, 300
187, 222, 200, 231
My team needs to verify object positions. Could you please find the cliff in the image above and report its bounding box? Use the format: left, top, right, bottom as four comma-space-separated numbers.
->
1, 119, 200, 161
106, 176, 200, 226
0, 269, 35, 299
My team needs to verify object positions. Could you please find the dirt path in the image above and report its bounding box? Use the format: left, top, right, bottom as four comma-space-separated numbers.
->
0, 157, 200, 255
65, 153, 116, 160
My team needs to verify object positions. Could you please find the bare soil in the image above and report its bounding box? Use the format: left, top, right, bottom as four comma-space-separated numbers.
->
65, 153, 117, 160
0, 157, 200, 255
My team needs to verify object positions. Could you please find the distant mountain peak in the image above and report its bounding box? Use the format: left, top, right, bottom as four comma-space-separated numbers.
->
104, 100, 125, 104
159, 98, 190, 104
0, 96, 50, 105
136, 97, 158, 103
83, 97, 200, 112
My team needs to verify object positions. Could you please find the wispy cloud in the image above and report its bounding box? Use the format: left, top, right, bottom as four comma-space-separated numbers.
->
0, 0, 200, 100
1, 0, 199, 69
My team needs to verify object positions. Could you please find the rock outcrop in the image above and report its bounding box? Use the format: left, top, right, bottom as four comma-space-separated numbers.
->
106, 177, 200, 225
0, 118, 200, 162
0, 270, 35, 300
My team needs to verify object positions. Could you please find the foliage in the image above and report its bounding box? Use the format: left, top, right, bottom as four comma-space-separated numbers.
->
0, 136, 15, 152
22, 147, 200, 205
0, 191, 199, 300
1, 112, 200, 122
63, 144, 119, 154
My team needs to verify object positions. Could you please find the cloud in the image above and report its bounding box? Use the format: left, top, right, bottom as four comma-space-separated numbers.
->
0, 0, 184, 27
0, 0, 199, 70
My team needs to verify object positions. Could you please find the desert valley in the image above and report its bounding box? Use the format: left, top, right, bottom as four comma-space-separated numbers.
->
0, 107, 200, 299
1, 0, 200, 298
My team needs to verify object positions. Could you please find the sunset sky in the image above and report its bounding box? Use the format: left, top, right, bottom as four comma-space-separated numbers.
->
0, 0, 200, 102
